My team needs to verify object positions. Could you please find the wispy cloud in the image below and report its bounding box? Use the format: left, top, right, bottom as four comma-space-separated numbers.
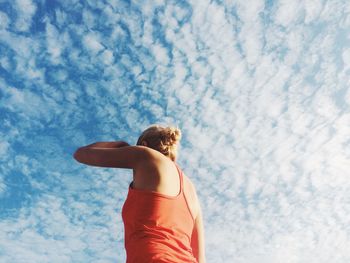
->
14, 0, 37, 32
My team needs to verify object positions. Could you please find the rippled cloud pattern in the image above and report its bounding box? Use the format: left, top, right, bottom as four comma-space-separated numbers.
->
1, 0, 350, 262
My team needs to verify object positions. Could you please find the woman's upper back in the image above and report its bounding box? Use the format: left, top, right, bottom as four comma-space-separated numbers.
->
132, 146, 181, 197
122, 163, 198, 263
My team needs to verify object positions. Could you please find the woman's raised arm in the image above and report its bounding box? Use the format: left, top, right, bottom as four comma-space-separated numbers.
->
73, 141, 150, 169
80, 141, 130, 148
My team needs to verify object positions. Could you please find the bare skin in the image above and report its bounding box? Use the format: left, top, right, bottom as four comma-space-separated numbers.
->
73, 141, 206, 263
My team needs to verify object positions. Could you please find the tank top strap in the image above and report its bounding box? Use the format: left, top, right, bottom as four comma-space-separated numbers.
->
174, 162, 184, 194
175, 165, 197, 223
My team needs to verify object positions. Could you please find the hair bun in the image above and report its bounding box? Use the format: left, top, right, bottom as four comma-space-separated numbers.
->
136, 125, 182, 161
165, 127, 181, 146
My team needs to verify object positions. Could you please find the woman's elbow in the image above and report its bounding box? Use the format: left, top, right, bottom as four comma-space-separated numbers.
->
73, 148, 86, 163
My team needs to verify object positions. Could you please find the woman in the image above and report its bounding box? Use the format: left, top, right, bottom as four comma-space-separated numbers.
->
74, 125, 206, 263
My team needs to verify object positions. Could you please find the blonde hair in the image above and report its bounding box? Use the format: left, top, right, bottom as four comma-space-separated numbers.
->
137, 125, 182, 161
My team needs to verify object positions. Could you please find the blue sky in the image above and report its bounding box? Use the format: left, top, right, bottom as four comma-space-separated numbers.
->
1, 0, 350, 262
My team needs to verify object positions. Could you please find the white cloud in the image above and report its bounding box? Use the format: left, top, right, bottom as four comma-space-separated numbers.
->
274, 0, 302, 27
303, 0, 323, 24
0, 56, 11, 71
342, 48, 350, 69
0, 140, 10, 157
319, 1, 345, 22
152, 43, 170, 65
2, 86, 44, 118
0, 11, 10, 30
45, 21, 64, 64
83, 33, 105, 55
54, 8, 68, 27
82, 8, 97, 29
14, 0, 37, 32
100, 49, 114, 65
0, 175, 6, 197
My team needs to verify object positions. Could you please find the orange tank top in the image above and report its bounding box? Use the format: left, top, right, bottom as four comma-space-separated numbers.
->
122, 164, 198, 263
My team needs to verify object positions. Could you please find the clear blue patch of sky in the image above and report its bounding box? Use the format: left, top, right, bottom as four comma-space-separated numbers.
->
0, 171, 33, 218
